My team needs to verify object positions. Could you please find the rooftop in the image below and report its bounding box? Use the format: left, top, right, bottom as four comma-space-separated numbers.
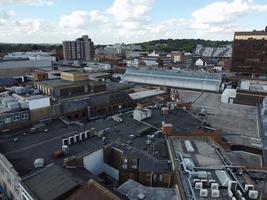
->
66, 179, 121, 200
171, 138, 224, 168
129, 89, 166, 100
118, 179, 178, 200
0, 108, 207, 176
36, 78, 104, 88
23, 164, 81, 200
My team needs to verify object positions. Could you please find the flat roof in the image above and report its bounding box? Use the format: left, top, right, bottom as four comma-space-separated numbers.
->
118, 179, 178, 200
235, 31, 267, 36
171, 138, 224, 168
66, 179, 121, 200
0, 108, 208, 176
23, 164, 80, 200
129, 89, 166, 100
36, 79, 104, 88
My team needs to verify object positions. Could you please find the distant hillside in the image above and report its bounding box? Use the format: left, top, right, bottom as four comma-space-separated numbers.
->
136, 39, 232, 53
0, 43, 62, 53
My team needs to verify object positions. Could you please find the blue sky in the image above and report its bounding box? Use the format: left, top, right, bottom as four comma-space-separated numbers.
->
0, 0, 267, 44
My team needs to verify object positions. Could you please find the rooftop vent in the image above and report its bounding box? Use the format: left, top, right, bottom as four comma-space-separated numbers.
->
112, 114, 123, 123
195, 182, 203, 189
185, 140, 195, 152
34, 158, 44, 168
199, 189, 208, 197
211, 190, 220, 198
133, 108, 151, 121
137, 193, 145, 200
211, 183, 219, 190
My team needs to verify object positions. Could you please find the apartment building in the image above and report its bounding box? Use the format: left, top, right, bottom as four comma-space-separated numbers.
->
231, 26, 267, 75
63, 35, 94, 61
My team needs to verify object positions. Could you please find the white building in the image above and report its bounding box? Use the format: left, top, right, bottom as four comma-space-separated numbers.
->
4, 51, 56, 63
221, 89, 237, 104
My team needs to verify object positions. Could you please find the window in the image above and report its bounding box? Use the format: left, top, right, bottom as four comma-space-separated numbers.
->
159, 174, 163, 182
122, 158, 128, 169
13, 115, 20, 121
4, 117, 12, 124
23, 114, 28, 119
122, 163, 128, 169
132, 164, 137, 169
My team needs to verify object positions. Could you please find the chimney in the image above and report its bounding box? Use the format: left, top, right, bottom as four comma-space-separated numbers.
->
162, 123, 173, 136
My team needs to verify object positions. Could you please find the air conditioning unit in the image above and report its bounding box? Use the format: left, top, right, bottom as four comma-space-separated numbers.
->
232, 197, 237, 200
199, 189, 208, 197
211, 182, 219, 190
241, 197, 246, 200
245, 184, 254, 191
195, 182, 203, 189
248, 190, 259, 200
211, 189, 220, 198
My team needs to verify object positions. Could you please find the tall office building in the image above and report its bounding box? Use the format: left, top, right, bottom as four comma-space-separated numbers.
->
231, 27, 267, 75
63, 35, 94, 61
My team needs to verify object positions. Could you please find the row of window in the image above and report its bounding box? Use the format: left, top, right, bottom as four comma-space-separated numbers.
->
0, 113, 29, 125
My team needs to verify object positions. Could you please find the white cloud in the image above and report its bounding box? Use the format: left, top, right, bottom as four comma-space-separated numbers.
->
2, 0, 267, 43
0, 0, 54, 6
14, 19, 45, 34
0, 8, 15, 25
192, 0, 267, 36
59, 10, 90, 30
107, 0, 153, 30
89, 10, 108, 24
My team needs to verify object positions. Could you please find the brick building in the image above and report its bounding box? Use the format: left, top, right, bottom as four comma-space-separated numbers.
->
231, 27, 267, 75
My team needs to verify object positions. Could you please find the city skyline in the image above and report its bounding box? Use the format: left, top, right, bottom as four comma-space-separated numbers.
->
0, 0, 267, 44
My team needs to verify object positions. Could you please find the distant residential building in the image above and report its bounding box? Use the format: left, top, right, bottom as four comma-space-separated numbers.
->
126, 59, 140, 67
192, 56, 210, 67
4, 51, 56, 63
128, 44, 142, 51
231, 27, 267, 75
171, 51, 185, 63
85, 61, 112, 72
63, 35, 94, 61
142, 51, 172, 68
95, 54, 124, 66
125, 51, 141, 59
104, 44, 121, 56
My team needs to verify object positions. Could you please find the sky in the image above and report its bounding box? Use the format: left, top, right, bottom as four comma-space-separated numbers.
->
0, 0, 267, 44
